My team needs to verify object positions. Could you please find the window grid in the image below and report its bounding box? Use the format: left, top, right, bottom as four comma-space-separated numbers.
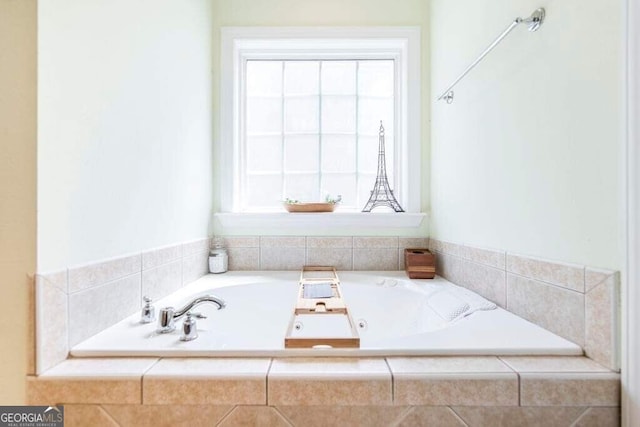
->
243, 59, 394, 211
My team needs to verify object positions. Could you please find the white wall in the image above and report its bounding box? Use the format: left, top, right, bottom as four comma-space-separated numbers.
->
430, 0, 625, 269
38, 0, 214, 272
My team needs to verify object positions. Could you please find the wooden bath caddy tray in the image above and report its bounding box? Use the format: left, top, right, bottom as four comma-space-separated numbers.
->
284, 266, 360, 349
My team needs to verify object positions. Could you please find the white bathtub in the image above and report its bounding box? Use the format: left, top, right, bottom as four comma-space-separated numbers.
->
71, 271, 582, 357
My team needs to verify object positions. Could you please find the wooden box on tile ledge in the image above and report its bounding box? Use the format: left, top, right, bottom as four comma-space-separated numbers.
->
404, 248, 436, 279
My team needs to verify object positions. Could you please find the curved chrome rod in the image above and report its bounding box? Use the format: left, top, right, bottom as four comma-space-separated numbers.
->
437, 8, 545, 103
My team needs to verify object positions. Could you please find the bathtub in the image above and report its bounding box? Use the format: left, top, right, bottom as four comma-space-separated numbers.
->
71, 271, 582, 357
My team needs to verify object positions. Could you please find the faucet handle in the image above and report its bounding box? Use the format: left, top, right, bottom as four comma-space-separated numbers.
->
140, 296, 156, 324
180, 312, 198, 341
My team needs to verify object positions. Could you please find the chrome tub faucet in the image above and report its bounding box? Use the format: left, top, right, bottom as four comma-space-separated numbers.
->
157, 295, 226, 336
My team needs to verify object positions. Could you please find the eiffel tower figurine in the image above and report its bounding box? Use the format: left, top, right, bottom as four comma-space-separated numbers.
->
362, 121, 404, 212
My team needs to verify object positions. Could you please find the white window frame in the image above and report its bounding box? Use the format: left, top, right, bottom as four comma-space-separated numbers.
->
218, 27, 424, 229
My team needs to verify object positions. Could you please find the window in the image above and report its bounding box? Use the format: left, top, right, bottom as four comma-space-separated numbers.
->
219, 27, 423, 226
244, 59, 395, 211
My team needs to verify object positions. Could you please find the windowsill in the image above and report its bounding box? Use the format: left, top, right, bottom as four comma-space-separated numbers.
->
214, 211, 426, 229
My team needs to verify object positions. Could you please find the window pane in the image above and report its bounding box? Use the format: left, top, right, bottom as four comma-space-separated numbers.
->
284, 173, 319, 201
246, 174, 282, 208
358, 136, 379, 174
284, 61, 319, 95
285, 135, 319, 173
246, 135, 282, 173
284, 97, 319, 133
321, 173, 356, 208
358, 97, 394, 136
358, 60, 394, 96
247, 97, 282, 134
321, 96, 356, 134
246, 61, 282, 96
322, 61, 356, 95
321, 135, 356, 173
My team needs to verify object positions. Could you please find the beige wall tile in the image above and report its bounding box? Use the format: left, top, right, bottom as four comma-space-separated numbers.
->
68, 254, 141, 293
68, 274, 141, 347
459, 259, 506, 307
223, 236, 260, 248
572, 407, 621, 427
144, 357, 271, 377
387, 356, 513, 374
182, 238, 210, 256
452, 406, 587, 427
394, 374, 518, 406
428, 238, 441, 253
435, 252, 466, 286
585, 267, 617, 292
433, 240, 465, 257
269, 378, 391, 406
306, 247, 353, 270
182, 250, 209, 284
268, 358, 392, 406
40, 357, 158, 377
261, 236, 306, 248
37, 270, 68, 293
278, 406, 409, 427
64, 405, 119, 427
435, 253, 506, 307
219, 406, 291, 427
35, 272, 69, 374
398, 237, 428, 249
143, 358, 270, 405
463, 245, 506, 270
519, 373, 620, 406
228, 247, 260, 270
261, 247, 305, 270
141, 244, 182, 270
585, 273, 620, 371
27, 377, 142, 405
270, 358, 390, 377
353, 248, 398, 270
499, 356, 609, 373
103, 404, 233, 427
353, 236, 398, 248
397, 406, 466, 427
144, 378, 266, 405
506, 254, 585, 292
388, 356, 517, 406
306, 236, 353, 248
507, 274, 585, 346
141, 260, 182, 302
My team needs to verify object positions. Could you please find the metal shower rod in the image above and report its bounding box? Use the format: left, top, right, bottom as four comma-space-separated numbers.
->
437, 7, 546, 104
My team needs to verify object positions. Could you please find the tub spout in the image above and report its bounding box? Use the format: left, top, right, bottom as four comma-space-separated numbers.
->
157, 295, 226, 334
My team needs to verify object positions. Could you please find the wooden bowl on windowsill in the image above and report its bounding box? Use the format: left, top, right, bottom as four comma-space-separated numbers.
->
283, 202, 337, 213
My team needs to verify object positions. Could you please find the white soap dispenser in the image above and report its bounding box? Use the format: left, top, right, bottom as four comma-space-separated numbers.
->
209, 237, 228, 274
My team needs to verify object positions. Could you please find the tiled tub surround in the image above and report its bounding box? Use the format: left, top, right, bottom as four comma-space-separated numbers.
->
35, 238, 211, 375
223, 236, 429, 271
429, 239, 621, 372
30, 237, 622, 426
27, 356, 620, 426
